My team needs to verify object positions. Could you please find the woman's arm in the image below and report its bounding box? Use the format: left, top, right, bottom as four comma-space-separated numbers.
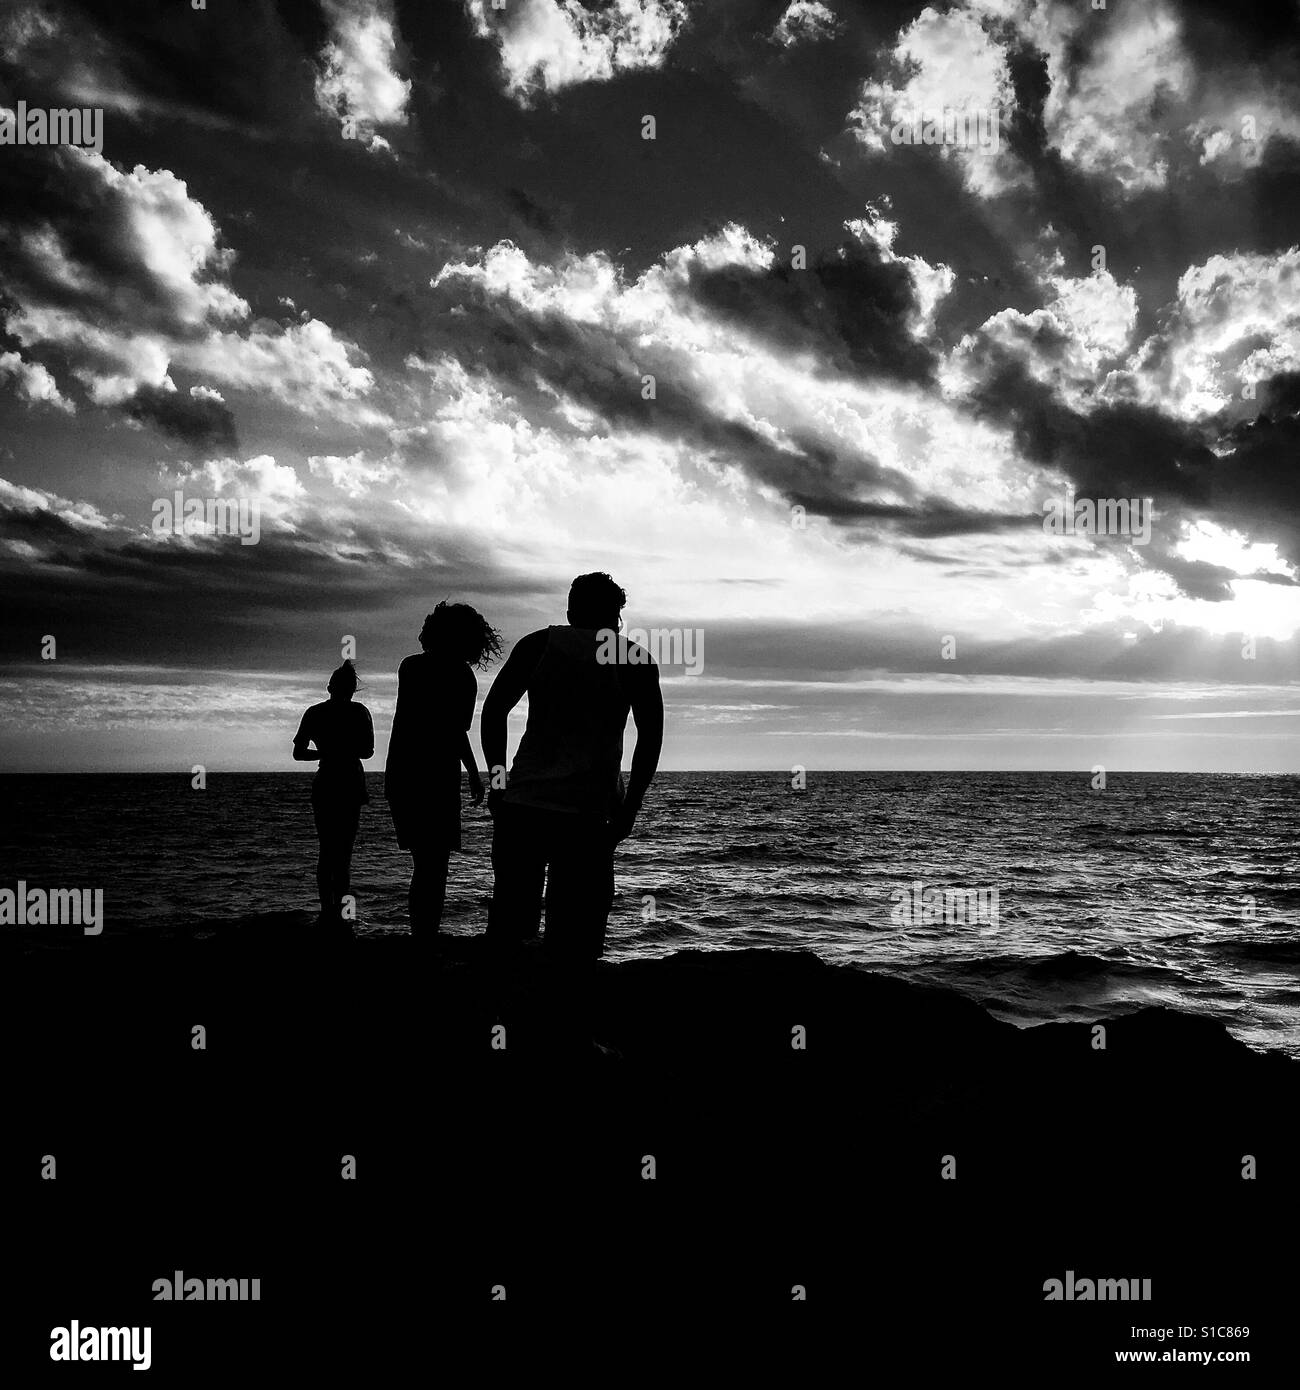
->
459, 730, 484, 803
358, 706, 375, 760
292, 711, 319, 761
383, 664, 405, 799
460, 671, 483, 802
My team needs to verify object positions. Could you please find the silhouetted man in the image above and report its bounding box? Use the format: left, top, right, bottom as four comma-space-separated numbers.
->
481, 572, 663, 962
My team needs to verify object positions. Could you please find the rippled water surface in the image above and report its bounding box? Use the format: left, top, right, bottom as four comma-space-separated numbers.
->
4, 772, 1298, 1055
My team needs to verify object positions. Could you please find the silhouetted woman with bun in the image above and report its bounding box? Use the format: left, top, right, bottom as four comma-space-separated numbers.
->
293, 660, 374, 927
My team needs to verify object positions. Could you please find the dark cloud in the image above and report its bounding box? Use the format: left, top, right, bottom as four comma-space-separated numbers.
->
971, 350, 1217, 507
687, 236, 938, 384
653, 616, 1300, 684
1177, 0, 1300, 66
792, 496, 1041, 538
506, 186, 557, 235
964, 347, 1300, 593
422, 269, 926, 514
0, 492, 540, 668
124, 385, 239, 452
1144, 553, 1237, 603
47, 0, 327, 133
1210, 372, 1300, 567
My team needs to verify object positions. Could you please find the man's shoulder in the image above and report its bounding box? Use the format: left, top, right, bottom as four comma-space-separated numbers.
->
611, 636, 659, 675
509, 628, 551, 663
585, 628, 655, 663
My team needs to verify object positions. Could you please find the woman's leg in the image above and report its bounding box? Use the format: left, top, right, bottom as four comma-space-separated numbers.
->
409, 846, 451, 936
312, 798, 335, 918
336, 807, 360, 914
316, 843, 334, 918
316, 804, 360, 921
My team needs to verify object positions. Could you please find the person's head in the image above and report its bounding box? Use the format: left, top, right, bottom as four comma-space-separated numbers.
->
418, 601, 504, 669
327, 659, 359, 699
567, 572, 626, 631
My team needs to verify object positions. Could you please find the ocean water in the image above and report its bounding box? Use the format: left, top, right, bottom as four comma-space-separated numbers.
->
3, 771, 1299, 1056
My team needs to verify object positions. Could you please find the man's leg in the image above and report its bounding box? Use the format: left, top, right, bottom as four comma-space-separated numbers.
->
543, 812, 615, 962
541, 813, 616, 1053
486, 802, 547, 946
410, 846, 451, 937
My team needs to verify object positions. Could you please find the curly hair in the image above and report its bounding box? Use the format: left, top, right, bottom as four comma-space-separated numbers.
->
568, 571, 627, 628
419, 601, 504, 669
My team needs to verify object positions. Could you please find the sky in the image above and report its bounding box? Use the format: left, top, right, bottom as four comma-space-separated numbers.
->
3, 0, 1300, 772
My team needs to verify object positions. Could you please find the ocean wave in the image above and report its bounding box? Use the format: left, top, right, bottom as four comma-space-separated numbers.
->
940, 950, 1173, 983
1211, 938, 1300, 964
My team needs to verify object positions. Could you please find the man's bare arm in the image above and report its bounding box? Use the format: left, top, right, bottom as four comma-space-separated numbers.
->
612, 662, 663, 840
480, 630, 546, 789
624, 663, 663, 810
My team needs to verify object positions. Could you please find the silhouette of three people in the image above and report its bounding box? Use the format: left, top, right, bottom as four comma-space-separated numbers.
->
294, 573, 664, 961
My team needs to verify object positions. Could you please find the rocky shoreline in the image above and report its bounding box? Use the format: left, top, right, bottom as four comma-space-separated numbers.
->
4, 920, 1294, 1360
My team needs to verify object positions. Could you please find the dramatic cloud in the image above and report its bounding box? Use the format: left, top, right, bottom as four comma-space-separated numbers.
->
0, 349, 71, 411
307, 450, 403, 499
1127, 250, 1300, 420
0, 143, 374, 419
950, 261, 1139, 411
125, 382, 238, 451
315, 0, 411, 151
2, 0, 1299, 771
0, 476, 116, 538
465, 0, 689, 105
849, 3, 1021, 197
848, 0, 1300, 203
770, 2, 844, 50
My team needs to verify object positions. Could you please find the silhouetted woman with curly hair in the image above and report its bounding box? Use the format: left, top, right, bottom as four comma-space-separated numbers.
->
384, 602, 502, 938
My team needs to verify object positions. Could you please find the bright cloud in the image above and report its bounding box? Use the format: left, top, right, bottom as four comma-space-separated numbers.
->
316, 0, 411, 148
0, 147, 374, 417
464, 0, 688, 105
0, 349, 72, 411
1128, 249, 1300, 419
770, 1, 844, 49
848, 4, 1021, 197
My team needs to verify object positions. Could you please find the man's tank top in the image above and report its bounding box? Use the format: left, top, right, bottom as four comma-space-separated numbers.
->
504, 625, 631, 817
